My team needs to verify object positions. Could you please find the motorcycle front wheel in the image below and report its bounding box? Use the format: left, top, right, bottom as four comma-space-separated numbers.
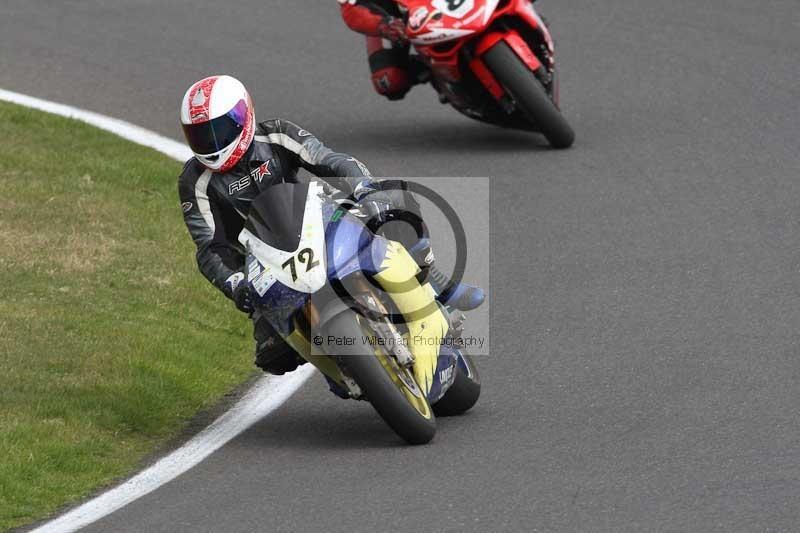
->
483, 41, 575, 149
322, 310, 436, 445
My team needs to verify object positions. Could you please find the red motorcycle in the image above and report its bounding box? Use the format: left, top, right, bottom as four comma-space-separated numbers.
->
400, 0, 574, 148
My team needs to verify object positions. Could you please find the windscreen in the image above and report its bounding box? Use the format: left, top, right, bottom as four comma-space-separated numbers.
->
244, 182, 310, 252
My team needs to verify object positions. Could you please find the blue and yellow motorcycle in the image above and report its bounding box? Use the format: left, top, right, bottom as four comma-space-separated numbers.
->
238, 180, 480, 444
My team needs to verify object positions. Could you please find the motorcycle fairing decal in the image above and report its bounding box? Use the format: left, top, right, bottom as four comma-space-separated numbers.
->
373, 241, 449, 395
428, 347, 458, 404
247, 255, 278, 297
410, 27, 475, 45
239, 182, 327, 294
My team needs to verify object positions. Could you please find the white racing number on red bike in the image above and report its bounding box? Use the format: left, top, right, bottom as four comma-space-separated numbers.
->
432, 0, 474, 19
410, 0, 496, 44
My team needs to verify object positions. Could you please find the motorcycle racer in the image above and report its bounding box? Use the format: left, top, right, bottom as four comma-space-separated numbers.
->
338, 0, 427, 100
177, 75, 483, 374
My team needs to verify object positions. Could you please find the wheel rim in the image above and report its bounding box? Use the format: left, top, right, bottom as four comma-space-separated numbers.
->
375, 350, 433, 420
358, 318, 433, 420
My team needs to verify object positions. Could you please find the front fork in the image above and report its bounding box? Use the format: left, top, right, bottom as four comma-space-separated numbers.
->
468, 12, 559, 107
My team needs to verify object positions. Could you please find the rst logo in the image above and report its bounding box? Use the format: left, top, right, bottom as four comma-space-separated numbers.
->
228, 175, 251, 195
229, 161, 272, 194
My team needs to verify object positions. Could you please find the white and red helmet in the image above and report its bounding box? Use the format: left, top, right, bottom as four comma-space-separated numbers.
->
180, 75, 255, 172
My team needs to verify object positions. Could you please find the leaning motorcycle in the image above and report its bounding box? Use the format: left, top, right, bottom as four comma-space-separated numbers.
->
238, 180, 481, 444
399, 0, 574, 148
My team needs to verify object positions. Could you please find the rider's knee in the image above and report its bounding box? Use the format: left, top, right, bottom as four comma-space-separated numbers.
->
371, 67, 411, 100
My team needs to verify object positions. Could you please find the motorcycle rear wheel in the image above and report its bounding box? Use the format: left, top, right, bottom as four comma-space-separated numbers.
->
322, 310, 437, 445
483, 41, 575, 149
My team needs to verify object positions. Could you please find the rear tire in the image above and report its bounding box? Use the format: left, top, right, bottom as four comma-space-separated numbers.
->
322, 311, 437, 445
483, 41, 575, 149
433, 354, 481, 416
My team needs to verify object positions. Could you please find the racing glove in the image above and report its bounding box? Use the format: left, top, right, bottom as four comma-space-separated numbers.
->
224, 272, 254, 314
353, 180, 394, 222
353, 180, 427, 248
377, 16, 408, 44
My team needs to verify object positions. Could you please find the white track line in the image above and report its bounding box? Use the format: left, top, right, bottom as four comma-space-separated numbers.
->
30, 368, 314, 533
0, 89, 192, 162
0, 88, 315, 533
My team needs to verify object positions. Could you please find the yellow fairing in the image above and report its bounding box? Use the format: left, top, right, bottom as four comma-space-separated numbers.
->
374, 240, 449, 395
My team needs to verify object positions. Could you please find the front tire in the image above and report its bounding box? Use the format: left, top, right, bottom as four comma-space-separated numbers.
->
482, 41, 575, 149
322, 311, 437, 445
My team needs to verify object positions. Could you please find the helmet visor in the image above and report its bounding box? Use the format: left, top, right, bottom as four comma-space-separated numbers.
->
182, 99, 248, 156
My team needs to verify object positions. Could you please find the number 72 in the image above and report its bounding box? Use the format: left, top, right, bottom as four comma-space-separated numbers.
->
282, 248, 320, 282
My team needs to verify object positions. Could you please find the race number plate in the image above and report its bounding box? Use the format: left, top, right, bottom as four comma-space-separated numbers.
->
431, 0, 475, 19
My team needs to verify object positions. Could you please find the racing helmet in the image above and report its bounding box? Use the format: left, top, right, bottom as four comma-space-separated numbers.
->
180, 75, 255, 172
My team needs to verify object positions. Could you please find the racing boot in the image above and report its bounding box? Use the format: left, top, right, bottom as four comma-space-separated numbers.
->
253, 311, 306, 375
405, 237, 485, 312
429, 265, 485, 312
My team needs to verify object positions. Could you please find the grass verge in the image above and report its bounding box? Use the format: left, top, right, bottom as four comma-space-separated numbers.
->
0, 101, 254, 531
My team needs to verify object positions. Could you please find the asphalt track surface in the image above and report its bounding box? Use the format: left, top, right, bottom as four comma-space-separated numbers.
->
4, 1, 799, 531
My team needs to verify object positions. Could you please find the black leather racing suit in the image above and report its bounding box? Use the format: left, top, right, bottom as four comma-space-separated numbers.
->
178, 118, 376, 374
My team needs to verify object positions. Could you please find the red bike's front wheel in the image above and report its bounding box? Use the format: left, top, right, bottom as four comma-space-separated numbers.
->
483, 41, 575, 149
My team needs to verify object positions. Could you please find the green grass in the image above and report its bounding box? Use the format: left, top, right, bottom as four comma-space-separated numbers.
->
0, 101, 254, 531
